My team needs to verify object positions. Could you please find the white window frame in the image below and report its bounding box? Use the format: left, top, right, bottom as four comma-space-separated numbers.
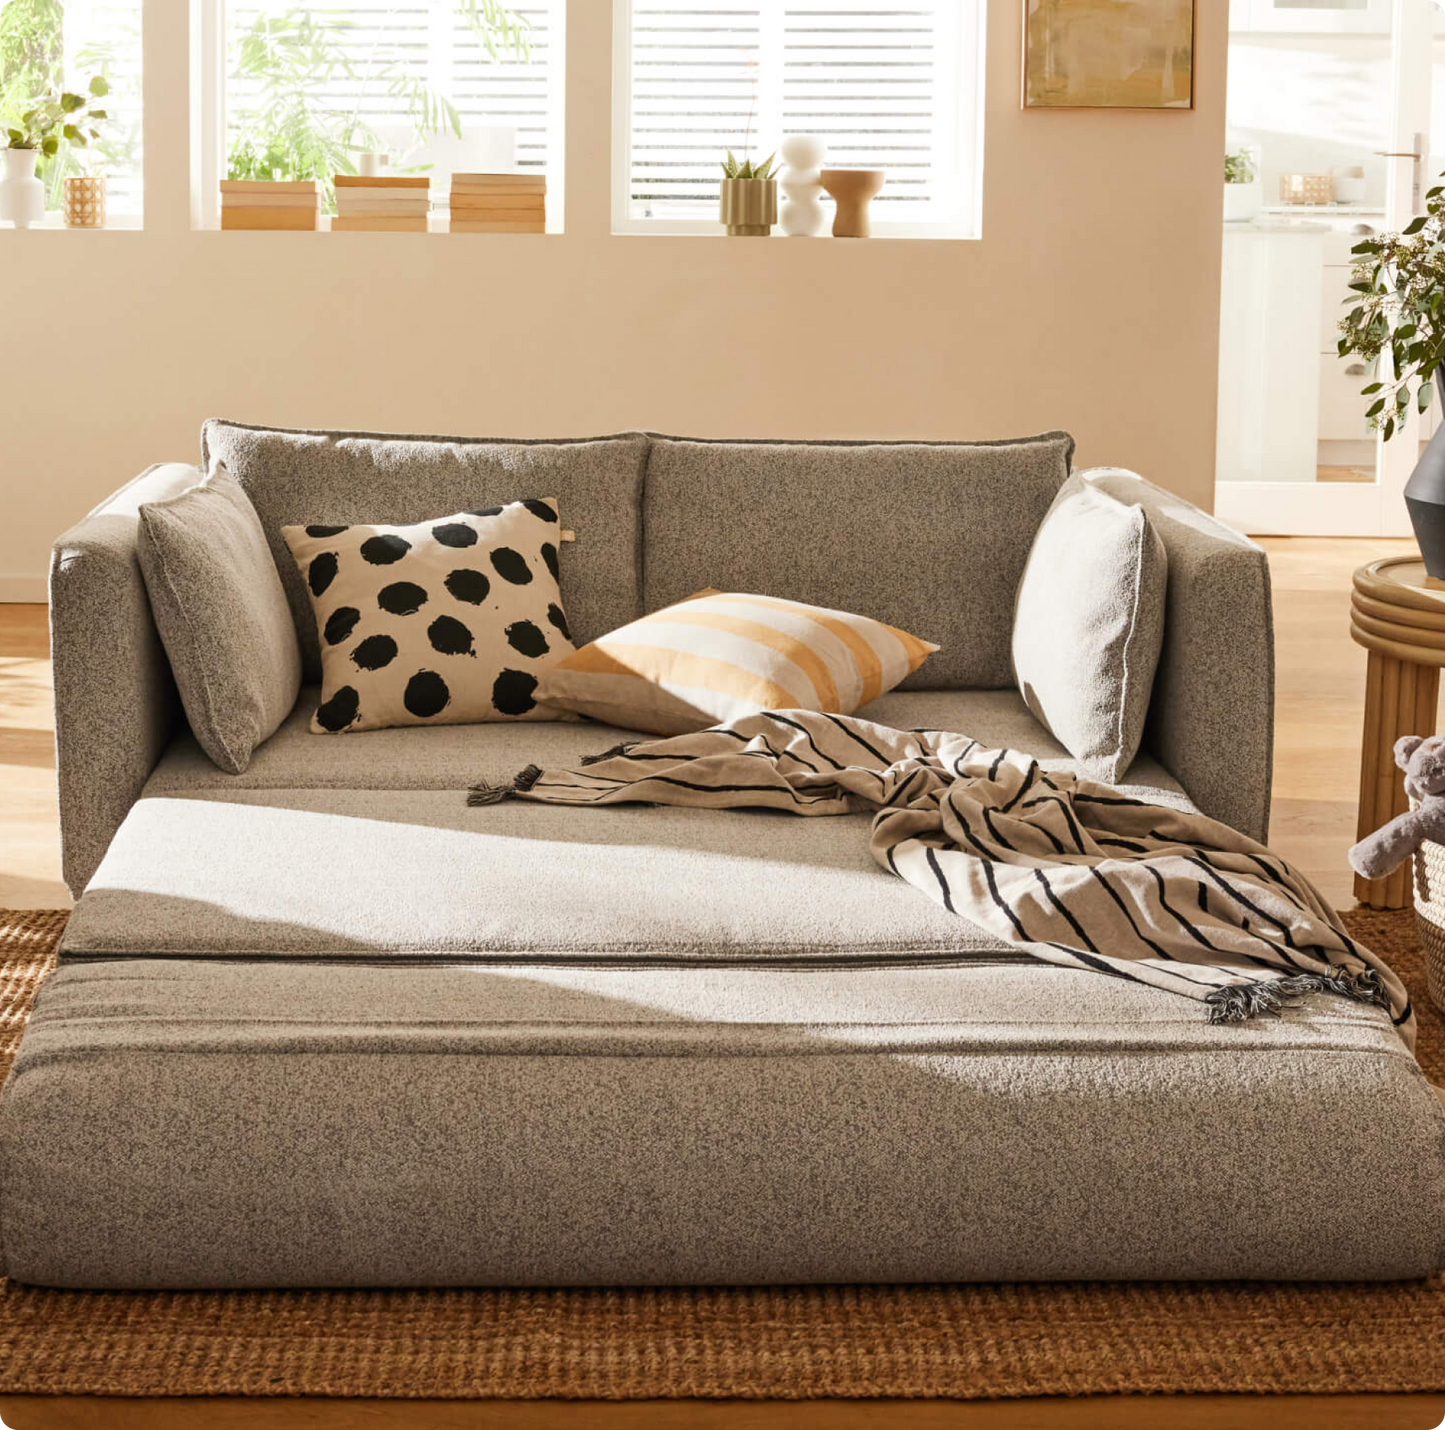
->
190, 0, 566, 231
610, 0, 986, 239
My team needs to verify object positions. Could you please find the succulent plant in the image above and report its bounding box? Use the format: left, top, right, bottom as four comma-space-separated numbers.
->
721, 149, 776, 182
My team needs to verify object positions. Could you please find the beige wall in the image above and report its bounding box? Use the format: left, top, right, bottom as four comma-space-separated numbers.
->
0, 0, 1227, 599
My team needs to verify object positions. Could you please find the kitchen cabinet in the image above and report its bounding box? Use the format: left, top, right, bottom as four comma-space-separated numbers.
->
1217, 225, 1327, 484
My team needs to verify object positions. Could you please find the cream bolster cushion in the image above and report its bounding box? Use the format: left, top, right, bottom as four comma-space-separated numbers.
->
136, 462, 303, 775
535, 589, 938, 736
281, 499, 577, 733
1010, 470, 1169, 785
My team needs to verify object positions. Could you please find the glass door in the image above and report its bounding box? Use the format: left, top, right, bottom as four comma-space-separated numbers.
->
1214, 0, 1436, 536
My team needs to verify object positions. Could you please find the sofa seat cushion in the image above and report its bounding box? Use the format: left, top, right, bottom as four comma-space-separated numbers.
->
2, 956, 1442, 1286
87, 690, 1198, 961
144, 687, 1191, 797
63, 792, 1032, 959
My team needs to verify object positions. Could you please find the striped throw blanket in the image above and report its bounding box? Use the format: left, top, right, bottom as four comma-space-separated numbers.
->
469, 710, 1414, 1044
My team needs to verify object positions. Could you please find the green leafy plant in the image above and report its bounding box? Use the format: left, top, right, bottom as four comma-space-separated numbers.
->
0, 0, 61, 147
0, 1, 137, 205
6, 73, 108, 154
227, 3, 530, 211
721, 150, 776, 182
1224, 147, 1256, 185
1338, 174, 1445, 439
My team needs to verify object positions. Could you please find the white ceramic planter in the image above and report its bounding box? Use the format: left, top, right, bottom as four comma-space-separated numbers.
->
0, 149, 45, 229
1223, 180, 1262, 224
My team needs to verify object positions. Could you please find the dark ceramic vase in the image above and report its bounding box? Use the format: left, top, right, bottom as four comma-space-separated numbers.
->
1405, 393, 1445, 579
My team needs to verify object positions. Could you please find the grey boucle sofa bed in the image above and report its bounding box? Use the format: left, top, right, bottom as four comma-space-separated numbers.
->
3, 423, 1442, 1289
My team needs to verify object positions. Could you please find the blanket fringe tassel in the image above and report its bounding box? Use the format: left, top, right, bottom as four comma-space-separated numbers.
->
1206, 968, 1388, 1024
467, 764, 544, 806
579, 742, 640, 766
468, 743, 638, 805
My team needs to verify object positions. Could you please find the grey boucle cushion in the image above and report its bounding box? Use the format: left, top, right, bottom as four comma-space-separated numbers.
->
1011, 471, 1168, 783
202, 421, 649, 684
5, 956, 1443, 1286
136, 464, 301, 774
640, 432, 1074, 690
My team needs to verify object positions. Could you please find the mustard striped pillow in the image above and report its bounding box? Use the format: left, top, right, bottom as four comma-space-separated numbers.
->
534, 589, 938, 735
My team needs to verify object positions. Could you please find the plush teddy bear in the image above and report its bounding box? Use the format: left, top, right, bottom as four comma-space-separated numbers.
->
1349, 733, 1445, 880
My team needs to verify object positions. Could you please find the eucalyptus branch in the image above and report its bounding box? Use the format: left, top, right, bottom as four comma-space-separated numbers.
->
1340, 180, 1445, 438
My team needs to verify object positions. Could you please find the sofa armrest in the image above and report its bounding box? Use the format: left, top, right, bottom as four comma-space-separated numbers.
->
1081, 468, 1275, 842
50, 464, 201, 895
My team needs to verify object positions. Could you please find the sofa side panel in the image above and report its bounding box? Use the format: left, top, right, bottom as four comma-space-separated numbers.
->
1084, 468, 1275, 842
49, 464, 199, 895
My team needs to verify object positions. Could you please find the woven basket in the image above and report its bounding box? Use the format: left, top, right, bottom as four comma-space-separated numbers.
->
1412, 823, 1445, 1011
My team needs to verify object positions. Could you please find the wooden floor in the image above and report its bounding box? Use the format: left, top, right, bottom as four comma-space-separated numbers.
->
1, 1393, 1442, 1429
0, 538, 1437, 1429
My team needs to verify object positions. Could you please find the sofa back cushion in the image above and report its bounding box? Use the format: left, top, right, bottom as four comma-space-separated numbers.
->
202, 420, 649, 683
641, 433, 1074, 690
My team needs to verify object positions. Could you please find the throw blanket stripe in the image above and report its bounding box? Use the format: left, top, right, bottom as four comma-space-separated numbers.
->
469, 710, 1413, 1044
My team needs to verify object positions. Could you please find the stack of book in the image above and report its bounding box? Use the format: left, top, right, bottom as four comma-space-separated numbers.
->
449, 173, 546, 234
219, 180, 320, 231
332, 175, 432, 233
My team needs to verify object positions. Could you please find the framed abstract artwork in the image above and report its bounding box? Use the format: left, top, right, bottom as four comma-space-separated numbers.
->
1023, 0, 1196, 110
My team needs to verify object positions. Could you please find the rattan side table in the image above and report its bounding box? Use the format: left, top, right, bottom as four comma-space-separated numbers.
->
1350, 556, 1445, 910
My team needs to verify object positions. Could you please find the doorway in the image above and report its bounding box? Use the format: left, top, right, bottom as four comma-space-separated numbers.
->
1214, 0, 1441, 536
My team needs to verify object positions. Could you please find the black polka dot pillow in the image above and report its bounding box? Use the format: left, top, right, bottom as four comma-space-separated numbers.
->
281, 499, 576, 732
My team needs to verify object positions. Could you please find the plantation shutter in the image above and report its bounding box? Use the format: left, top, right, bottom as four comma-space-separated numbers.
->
624, 0, 973, 226
226, 1, 561, 182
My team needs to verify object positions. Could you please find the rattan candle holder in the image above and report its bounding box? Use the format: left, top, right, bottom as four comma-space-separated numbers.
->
62, 176, 106, 228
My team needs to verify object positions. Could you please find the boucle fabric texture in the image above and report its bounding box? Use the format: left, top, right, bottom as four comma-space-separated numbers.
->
536, 589, 938, 735
50, 462, 197, 896
71, 691, 1196, 963
1012, 471, 1168, 783
479, 710, 1412, 1042
202, 420, 648, 683
3, 908, 1444, 1291
142, 687, 1192, 797
640, 432, 1073, 691
1083, 468, 1274, 841
135, 463, 302, 774
281, 500, 575, 731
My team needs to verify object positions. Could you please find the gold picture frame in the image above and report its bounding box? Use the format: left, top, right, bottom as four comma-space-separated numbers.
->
1023, 0, 1196, 111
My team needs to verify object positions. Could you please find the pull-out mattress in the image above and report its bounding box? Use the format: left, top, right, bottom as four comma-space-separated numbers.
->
1, 954, 1442, 1287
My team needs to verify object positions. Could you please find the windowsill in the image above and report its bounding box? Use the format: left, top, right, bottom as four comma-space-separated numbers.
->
611, 219, 978, 241
1, 212, 143, 231
196, 214, 560, 234
611, 229, 980, 242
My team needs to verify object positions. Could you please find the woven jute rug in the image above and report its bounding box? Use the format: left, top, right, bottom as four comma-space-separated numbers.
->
1, 905, 1444, 1399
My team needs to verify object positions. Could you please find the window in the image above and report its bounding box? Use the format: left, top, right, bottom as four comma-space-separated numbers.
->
0, 0, 143, 220
207, 0, 564, 228
613, 0, 984, 236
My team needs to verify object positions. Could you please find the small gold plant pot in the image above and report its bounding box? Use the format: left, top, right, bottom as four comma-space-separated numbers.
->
719, 178, 777, 236
62, 175, 106, 228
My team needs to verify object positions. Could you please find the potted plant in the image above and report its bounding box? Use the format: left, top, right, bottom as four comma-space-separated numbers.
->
1224, 145, 1261, 224
719, 150, 777, 236
1339, 176, 1445, 574
1, 75, 109, 228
